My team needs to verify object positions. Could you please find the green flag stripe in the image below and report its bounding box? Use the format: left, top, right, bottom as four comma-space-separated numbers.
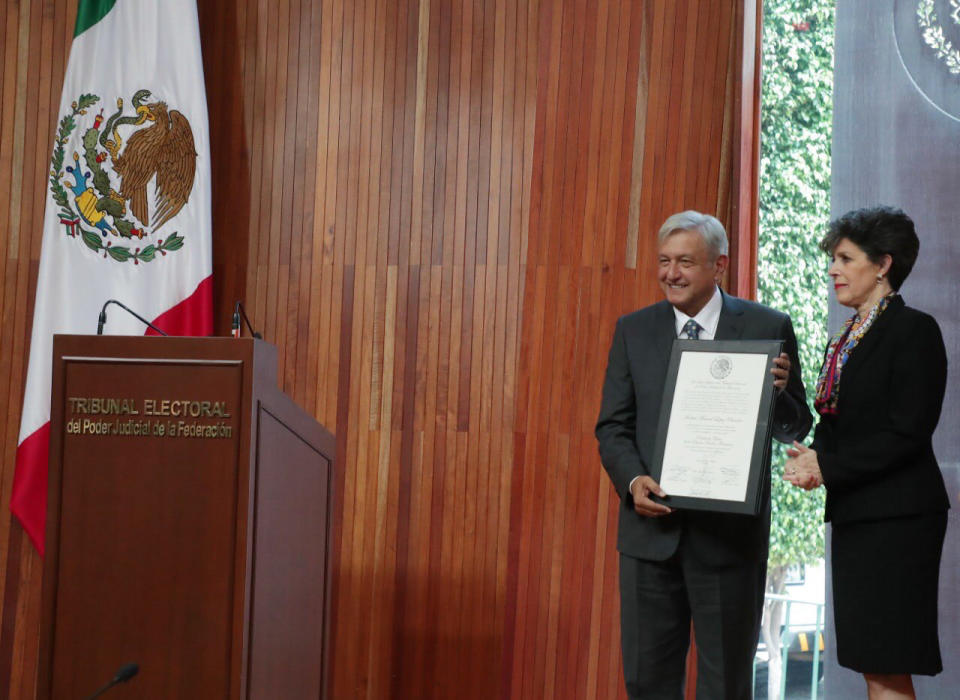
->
74, 0, 117, 37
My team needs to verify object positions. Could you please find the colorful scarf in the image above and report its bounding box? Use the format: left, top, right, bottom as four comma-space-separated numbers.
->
814, 293, 898, 415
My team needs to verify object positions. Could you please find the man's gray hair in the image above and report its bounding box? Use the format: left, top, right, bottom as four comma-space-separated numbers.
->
657, 210, 729, 260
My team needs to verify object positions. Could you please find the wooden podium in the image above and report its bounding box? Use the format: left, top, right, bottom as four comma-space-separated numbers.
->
37, 336, 335, 699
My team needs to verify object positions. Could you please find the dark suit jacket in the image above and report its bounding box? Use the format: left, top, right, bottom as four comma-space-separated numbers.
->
812, 296, 950, 524
595, 291, 812, 566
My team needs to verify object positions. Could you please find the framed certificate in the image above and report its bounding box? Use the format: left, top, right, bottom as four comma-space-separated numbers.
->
648, 339, 784, 515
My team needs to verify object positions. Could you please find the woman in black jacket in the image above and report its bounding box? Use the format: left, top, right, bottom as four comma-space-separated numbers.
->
785, 206, 950, 700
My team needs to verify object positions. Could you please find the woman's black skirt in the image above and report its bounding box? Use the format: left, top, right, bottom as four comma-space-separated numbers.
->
831, 511, 948, 675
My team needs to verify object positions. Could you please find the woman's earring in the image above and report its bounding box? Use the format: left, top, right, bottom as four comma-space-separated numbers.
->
876, 274, 883, 284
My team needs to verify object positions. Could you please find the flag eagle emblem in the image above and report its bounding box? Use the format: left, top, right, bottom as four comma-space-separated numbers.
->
49, 89, 197, 264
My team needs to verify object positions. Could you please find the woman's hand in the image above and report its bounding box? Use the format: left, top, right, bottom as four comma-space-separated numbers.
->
783, 441, 823, 490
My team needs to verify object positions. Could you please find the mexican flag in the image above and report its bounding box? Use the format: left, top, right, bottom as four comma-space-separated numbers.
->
11, 0, 213, 554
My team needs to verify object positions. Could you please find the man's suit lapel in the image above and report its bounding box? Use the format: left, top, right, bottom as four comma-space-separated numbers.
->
653, 301, 677, 364
715, 290, 746, 340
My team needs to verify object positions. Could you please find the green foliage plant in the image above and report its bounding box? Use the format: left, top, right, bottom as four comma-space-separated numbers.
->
757, 0, 835, 695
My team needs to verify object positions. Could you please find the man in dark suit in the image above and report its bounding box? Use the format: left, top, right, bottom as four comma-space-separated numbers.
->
595, 210, 812, 699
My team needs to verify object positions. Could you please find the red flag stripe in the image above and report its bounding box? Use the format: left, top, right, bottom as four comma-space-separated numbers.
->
11, 423, 51, 555
147, 275, 213, 336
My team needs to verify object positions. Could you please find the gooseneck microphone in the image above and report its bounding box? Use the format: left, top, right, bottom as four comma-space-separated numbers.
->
85, 662, 139, 699
96, 300, 168, 336
232, 301, 262, 339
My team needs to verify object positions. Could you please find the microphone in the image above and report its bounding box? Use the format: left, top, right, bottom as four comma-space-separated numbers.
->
232, 301, 262, 339
96, 300, 168, 336
85, 662, 139, 699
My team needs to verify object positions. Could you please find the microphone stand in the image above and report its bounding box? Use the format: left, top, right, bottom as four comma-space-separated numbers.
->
97, 300, 168, 336
84, 662, 139, 699
232, 301, 262, 339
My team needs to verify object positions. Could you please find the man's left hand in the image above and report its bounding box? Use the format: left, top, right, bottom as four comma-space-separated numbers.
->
770, 352, 790, 391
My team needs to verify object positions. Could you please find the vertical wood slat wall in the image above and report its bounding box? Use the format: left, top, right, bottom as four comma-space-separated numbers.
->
0, 1, 757, 697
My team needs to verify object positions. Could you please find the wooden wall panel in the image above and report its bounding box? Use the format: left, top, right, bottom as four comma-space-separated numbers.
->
0, 1, 758, 697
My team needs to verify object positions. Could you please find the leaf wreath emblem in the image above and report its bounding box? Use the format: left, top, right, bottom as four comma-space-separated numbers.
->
917, 0, 960, 75
48, 92, 188, 265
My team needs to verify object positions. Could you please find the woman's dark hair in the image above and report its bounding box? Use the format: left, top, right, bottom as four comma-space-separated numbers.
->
819, 206, 919, 290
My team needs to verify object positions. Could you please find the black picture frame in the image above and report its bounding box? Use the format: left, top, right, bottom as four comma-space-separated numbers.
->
648, 339, 784, 515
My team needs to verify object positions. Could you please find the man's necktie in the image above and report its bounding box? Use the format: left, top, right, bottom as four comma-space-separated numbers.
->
682, 319, 701, 339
